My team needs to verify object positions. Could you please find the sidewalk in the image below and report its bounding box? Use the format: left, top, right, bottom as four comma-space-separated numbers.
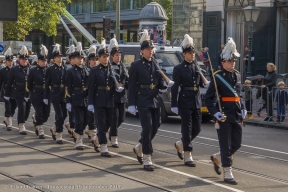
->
244, 111, 288, 129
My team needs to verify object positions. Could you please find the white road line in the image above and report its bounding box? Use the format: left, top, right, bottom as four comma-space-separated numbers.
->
122, 123, 288, 155
0, 123, 243, 192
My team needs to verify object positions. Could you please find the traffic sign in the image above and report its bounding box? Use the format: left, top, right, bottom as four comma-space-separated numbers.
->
0, 44, 4, 52
69, 38, 72, 46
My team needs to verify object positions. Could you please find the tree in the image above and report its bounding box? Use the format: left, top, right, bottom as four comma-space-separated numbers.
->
3, 0, 71, 41
153, 0, 172, 41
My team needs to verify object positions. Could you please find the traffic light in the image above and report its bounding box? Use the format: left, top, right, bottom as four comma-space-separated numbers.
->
103, 17, 114, 39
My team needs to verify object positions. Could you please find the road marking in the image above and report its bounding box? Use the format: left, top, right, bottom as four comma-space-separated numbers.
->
0, 123, 243, 192
122, 123, 288, 155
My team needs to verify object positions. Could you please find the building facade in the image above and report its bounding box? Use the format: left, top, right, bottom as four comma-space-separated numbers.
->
173, 0, 287, 80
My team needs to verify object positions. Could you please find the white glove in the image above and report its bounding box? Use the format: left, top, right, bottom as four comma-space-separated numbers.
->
116, 87, 124, 92
159, 88, 168, 93
88, 105, 94, 113
43, 99, 48, 105
66, 103, 72, 112
171, 107, 178, 115
163, 80, 174, 88
24, 97, 29, 102
128, 105, 136, 115
214, 112, 224, 121
241, 110, 247, 119
4, 96, 10, 101
203, 81, 211, 88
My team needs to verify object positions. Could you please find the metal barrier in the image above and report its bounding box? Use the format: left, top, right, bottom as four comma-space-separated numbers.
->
241, 85, 278, 123
271, 87, 288, 123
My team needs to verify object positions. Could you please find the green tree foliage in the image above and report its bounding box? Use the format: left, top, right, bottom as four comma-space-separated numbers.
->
3, 0, 71, 41
153, 0, 172, 41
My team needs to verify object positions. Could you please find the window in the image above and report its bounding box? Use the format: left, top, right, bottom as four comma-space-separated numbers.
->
156, 53, 181, 74
123, 54, 136, 66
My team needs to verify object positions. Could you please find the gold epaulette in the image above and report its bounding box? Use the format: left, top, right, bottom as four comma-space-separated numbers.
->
233, 69, 240, 73
213, 70, 221, 75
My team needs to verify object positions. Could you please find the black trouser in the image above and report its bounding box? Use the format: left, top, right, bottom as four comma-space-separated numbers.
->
32, 101, 50, 126
217, 122, 242, 167
73, 105, 89, 135
138, 107, 161, 154
4, 99, 17, 117
110, 102, 126, 137
68, 108, 75, 129
15, 98, 31, 124
245, 100, 253, 115
94, 107, 113, 144
179, 108, 201, 151
88, 111, 96, 130
52, 101, 67, 133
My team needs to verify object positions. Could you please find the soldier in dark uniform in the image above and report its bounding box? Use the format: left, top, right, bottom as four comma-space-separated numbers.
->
1, 47, 17, 131
4, 45, 31, 135
171, 34, 209, 167
107, 38, 128, 148
87, 39, 124, 157
84, 45, 100, 150
205, 37, 246, 185
65, 42, 90, 150
44, 44, 67, 144
28, 45, 50, 139
128, 30, 168, 171
64, 46, 76, 136
171, 34, 210, 167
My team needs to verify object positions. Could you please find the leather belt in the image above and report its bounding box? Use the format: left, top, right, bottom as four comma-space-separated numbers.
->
74, 87, 87, 91
221, 97, 240, 102
34, 85, 45, 89
140, 83, 156, 89
53, 84, 64, 88
16, 82, 25, 86
98, 86, 111, 91
181, 87, 198, 91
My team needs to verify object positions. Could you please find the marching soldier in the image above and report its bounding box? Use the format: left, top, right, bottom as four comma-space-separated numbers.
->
87, 39, 124, 157
65, 42, 90, 150
1, 47, 17, 131
171, 34, 210, 167
205, 37, 246, 185
84, 45, 100, 151
28, 45, 50, 139
4, 45, 32, 135
65, 46, 76, 136
44, 44, 67, 144
107, 38, 128, 148
128, 30, 169, 171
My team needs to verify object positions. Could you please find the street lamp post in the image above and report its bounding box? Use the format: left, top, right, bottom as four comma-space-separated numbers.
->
243, 0, 261, 76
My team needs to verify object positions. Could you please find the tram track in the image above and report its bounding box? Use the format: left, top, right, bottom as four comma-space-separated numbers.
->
1, 118, 288, 187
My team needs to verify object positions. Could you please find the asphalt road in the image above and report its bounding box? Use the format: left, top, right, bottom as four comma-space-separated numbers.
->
0, 102, 287, 192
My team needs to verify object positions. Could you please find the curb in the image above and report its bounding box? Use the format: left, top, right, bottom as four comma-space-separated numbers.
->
244, 120, 288, 130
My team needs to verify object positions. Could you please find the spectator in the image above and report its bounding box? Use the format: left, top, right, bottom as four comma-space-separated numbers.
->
199, 48, 204, 61
261, 63, 277, 121
275, 81, 288, 124
243, 45, 255, 77
217, 44, 225, 70
50, 59, 54, 65
203, 47, 210, 74
241, 79, 253, 119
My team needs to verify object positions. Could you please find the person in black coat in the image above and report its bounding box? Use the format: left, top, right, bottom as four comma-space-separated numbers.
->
108, 38, 128, 148
205, 37, 246, 185
128, 30, 170, 171
87, 39, 124, 157
44, 44, 67, 144
84, 45, 100, 152
171, 34, 209, 167
4, 45, 32, 135
65, 42, 90, 150
28, 45, 50, 139
261, 63, 277, 120
1, 47, 17, 131
64, 49, 76, 137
